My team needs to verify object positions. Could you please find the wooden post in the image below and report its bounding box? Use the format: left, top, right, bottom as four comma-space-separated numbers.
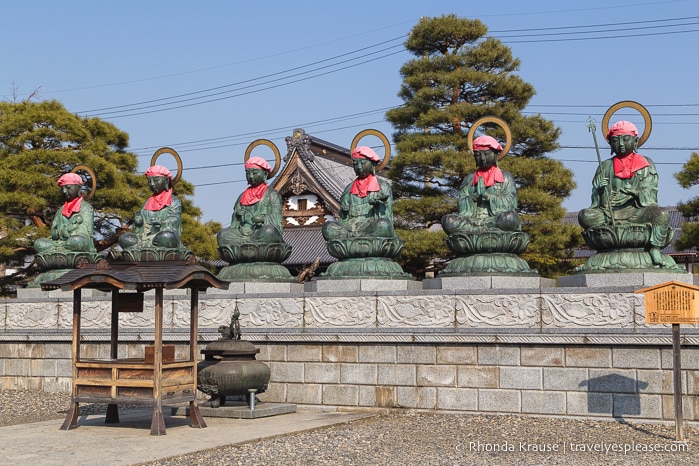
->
110, 290, 119, 359
188, 288, 207, 428
60, 288, 81, 431
106, 290, 120, 424
150, 287, 166, 435
190, 288, 198, 361
672, 323, 684, 441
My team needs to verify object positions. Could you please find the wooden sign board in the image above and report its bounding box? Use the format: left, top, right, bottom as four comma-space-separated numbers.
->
636, 281, 699, 324
117, 292, 144, 313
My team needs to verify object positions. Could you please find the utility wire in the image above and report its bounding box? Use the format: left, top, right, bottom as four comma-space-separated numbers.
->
77, 16, 698, 118
502, 27, 699, 43
131, 107, 393, 152
491, 15, 699, 34
129, 103, 699, 157
79, 40, 406, 115
87, 50, 405, 119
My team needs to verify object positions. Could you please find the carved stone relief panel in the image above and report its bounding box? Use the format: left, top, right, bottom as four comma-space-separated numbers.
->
633, 293, 648, 328
541, 293, 633, 328
377, 295, 454, 327
75, 300, 112, 329
57, 303, 72, 329
199, 298, 236, 328
455, 294, 540, 328
305, 296, 376, 327
242, 298, 304, 328
6, 302, 60, 329
200, 298, 304, 329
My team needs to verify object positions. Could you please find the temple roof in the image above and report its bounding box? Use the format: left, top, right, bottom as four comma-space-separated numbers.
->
303, 155, 355, 201
282, 228, 335, 266
268, 128, 390, 268
274, 128, 389, 210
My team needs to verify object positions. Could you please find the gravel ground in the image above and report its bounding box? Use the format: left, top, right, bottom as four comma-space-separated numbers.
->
0, 389, 107, 426
2, 390, 697, 465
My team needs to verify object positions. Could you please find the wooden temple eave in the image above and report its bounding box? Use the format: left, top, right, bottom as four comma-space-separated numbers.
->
43, 275, 128, 292
164, 274, 224, 290
273, 148, 340, 215
40, 262, 226, 293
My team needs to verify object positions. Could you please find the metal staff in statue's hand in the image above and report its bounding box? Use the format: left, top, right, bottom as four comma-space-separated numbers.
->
587, 117, 616, 228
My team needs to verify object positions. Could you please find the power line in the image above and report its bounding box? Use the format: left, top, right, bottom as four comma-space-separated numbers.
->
88, 50, 405, 119
80, 39, 406, 116
74, 15, 699, 119
491, 15, 699, 34
130, 107, 393, 152
128, 102, 699, 157
501, 27, 699, 44
559, 146, 699, 152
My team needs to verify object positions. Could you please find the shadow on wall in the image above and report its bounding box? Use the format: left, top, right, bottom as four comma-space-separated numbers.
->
579, 373, 649, 419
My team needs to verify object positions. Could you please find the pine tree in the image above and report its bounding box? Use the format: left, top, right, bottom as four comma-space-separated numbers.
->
385, 14, 581, 277
0, 99, 220, 285
674, 152, 699, 250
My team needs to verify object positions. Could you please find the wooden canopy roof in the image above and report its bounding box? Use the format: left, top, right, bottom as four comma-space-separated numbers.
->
40, 260, 226, 292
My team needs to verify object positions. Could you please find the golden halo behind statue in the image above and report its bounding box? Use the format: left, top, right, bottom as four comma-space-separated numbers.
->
70, 165, 96, 201
467, 116, 512, 160
350, 129, 391, 171
602, 100, 652, 147
150, 147, 183, 185
244, 139, 281, 178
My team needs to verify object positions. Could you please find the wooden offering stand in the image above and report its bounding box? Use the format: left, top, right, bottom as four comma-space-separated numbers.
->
41, 260, 225, 435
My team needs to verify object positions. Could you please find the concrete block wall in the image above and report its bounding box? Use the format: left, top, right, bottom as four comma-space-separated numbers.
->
254, 342, 699, 422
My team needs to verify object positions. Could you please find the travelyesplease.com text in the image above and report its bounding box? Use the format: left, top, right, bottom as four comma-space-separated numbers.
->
458, 440, 688, 454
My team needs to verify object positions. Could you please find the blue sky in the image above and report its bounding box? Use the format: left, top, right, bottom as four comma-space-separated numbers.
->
2, 0, 699, 225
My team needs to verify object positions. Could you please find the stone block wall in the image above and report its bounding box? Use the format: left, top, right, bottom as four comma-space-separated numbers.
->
3, 275, 699, 422
253, 342, 699, 421
1, 338, 698, 422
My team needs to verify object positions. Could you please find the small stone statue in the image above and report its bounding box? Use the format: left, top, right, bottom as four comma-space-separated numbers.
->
218, 307, 241, 340
297, 257, 321, 283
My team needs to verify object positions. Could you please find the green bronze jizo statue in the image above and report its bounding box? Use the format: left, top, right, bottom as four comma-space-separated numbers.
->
577, 101, 683, 273
441, 137, 521, 235
217, 157, 284, 247
35, 172, 96, 256
440, 117, 536, 276
322, 148, 396, 241
31, 169, 101, 285
216, 140, 293, 282
320, 130, 410, 279
119, 166, 184, 250
118, 148, 193, 261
